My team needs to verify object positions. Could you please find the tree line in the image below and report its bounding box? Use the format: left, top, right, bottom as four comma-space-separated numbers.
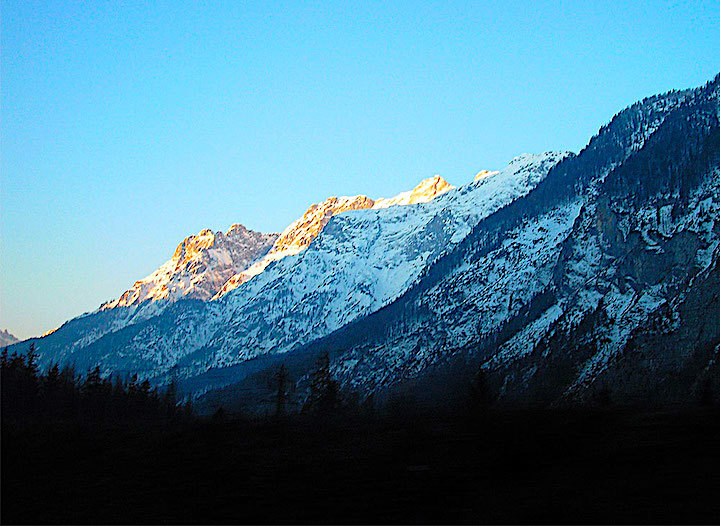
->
3, 345, 493, 425
1, 344, 192, 425
256, 352, 491, 420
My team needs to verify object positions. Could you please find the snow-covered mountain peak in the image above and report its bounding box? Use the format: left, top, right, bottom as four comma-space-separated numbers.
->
100, 153, 568, 329
474, 170, 500, 181
373, 175, 455, 209
212, 195, 377, 297
22, 150, 571, 390
103, 225, 277, 313
0, 329, 20, 347
214, 175, 458, 299
191, 151, 571, 373
265, 175, 457, 255
23, 74, 720, 407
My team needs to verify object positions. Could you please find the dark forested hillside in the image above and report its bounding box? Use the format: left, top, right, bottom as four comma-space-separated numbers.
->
4, 402, 720, 524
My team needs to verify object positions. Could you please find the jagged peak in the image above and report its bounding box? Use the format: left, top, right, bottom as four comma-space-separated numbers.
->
226, 223, 250, 235
173, 230, 217, 259
102, 223, 277, 311
270, 194, 376, 255
0, 329, 20, 345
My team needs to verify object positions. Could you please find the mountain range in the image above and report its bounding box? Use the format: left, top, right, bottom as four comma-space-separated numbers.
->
0, 330, 20, 348
9, 73, 720, 409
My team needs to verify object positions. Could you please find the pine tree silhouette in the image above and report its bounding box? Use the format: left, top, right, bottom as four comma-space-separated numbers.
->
469, 368, 491, 412
1, 353, 193, 425
304, 352, 339, 415
273, 364, 290, 418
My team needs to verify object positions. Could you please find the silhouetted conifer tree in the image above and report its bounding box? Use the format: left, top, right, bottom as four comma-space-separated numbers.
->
595, 384, 613, 407
212, 406, 226, 422
1, 347, 193, 425
273, 364, 290, 418
163, 379, 179, 419
699, 378, 714, 406
304, 352, 339, 415
469, 368, 491, 412
362, 392, 375, 416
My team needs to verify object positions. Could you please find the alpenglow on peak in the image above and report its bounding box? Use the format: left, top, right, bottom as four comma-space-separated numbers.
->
105, 171, 467, 310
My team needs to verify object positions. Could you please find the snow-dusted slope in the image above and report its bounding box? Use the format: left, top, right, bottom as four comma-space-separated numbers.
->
215, 176, 455, 298
214, 195, 377, 297
302, 76, 720, 406
22, 75, 718, 409
19, 172, 466, 374
26, 153, 565, 386
196, 152, 567, 370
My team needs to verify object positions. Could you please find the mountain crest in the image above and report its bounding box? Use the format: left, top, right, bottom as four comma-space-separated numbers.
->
373, 175, 454, 209
104, 224, 277, 312
0, 329, 20, 347
271, 195, 377, 256
172, 229, 216, 260
214, 176, 459, 298
474, 170, 499, 181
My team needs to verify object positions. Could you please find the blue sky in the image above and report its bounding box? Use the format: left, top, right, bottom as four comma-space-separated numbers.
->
2, 0, 719, 339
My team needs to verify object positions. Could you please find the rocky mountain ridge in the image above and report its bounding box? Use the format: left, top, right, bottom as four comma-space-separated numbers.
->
276, 74, 720, 407
0, 329, 20, 347
16, 154, 564, 391
9, 73, 719, 410
100, 224, 277, 323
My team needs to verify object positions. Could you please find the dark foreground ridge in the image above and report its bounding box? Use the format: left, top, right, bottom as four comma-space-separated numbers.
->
3, 406, 720, 524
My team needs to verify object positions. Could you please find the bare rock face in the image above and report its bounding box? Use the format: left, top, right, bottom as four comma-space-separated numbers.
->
103, 224, 277, 311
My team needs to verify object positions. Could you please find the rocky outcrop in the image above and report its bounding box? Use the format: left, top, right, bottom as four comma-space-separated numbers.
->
0, 329, 20, 347
102, 224, 277, 314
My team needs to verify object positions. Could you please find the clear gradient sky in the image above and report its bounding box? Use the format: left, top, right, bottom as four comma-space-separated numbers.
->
2, 1, 719, 339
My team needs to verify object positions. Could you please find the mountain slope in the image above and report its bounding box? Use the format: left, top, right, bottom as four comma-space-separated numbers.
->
214, 175, 455, 297
288, 75, 719, 406
20, 154, 566, 387
25, 178, 454, 365
15, 74, 719, 409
